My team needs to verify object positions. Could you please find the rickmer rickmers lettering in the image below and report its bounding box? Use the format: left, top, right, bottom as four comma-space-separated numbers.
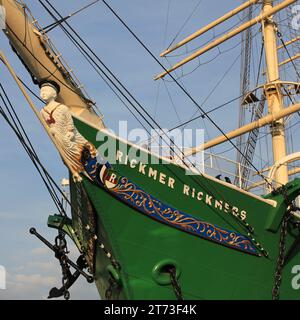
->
116, 150, 247, 220
82, 152, 259, 256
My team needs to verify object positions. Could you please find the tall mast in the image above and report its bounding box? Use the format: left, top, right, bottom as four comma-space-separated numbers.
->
262, 0, 288, 186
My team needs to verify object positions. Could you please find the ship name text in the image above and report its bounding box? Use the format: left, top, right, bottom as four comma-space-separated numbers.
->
116, 150, 247, 220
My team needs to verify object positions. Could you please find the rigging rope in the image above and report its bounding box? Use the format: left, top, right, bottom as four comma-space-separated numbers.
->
17, 76, 44, 103
0, 81, 120, 268
164, 39, 244, 81
151, 47, 245, 149
38, 0, 168, 142
0, 84, 65, 217
43, 0, 100, 33
33, 0, 281, 238
37, 3, 233, 184
4, 23, 90, 101
27, 0, 258, 236
277, 28, 300, 80
40, 0, 247, 173
0, 81, 85, 244
34, 0, 274, 236
21, 0, 226, 213
166, 0, 203, 50
39, 1, 149, 132
237, 3, 254, 165
97, 0, 277, 192
162, 0, 171, 48
165, 5, 260, 59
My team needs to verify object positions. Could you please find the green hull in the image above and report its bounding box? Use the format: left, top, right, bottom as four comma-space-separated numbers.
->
53, 117, 300, 300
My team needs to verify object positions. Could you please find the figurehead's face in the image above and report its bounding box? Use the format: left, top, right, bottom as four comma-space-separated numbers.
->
40, 85, 57, 102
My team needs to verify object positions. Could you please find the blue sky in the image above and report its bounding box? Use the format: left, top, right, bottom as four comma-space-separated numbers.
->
0, 0, 299, 299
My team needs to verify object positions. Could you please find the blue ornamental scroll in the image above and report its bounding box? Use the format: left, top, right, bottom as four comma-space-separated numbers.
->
82, 155, 260, 257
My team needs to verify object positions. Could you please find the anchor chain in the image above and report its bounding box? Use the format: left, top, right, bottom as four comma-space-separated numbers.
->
61, 256, 71, 300
75, 182, 121, 271
85, 224, 122, 272
167, 266, 183, 300
105, 276, 119, 300
272, 211, 290, 300
55, 232, 72, 300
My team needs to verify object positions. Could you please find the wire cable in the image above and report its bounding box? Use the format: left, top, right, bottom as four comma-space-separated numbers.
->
98, 0, 276, 191
43, 0, 100, 33
0, 82, 79, 240
35, 0, 274, 233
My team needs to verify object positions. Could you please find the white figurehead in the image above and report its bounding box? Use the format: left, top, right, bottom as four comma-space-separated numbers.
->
40, 82, 59, 105
39, 80, 97, 178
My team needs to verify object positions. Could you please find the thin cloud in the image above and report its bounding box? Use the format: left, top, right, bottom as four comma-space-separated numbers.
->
30, 247, 50, 256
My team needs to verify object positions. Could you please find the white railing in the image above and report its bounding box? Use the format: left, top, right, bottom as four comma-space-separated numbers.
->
148, 145, 270, 195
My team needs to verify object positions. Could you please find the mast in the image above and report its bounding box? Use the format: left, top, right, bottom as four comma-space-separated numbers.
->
262, 0, 288, 186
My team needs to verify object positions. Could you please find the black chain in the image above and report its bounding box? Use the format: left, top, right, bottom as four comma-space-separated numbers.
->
61, 255, 70, 300
272, 211, 290, 300
55, 232, 71, 300
90, 233, 120, 270
98, 241, 120, 270
105, 276, 118, 300
168, 266, 183, 300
